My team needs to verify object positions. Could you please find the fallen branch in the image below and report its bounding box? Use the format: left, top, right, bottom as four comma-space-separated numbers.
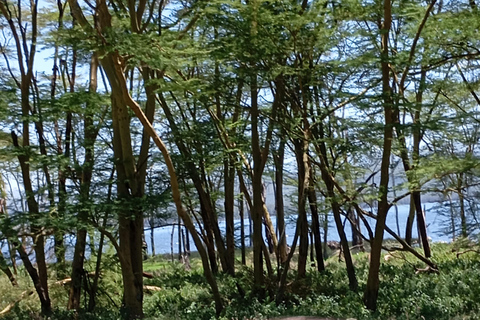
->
415, 266, 439, 275
0, 290, 34, 316
456, 249, 480, 258
144, 285, 161, 293
55, 278, 72, 286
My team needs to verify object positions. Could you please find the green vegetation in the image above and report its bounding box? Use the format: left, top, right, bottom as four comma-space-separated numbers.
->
1, 0, 480, 318
2, 243, 480, 320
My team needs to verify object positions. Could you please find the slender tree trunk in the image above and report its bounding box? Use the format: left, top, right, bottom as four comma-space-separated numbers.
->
274, 138, 288, 263
89, 168, 114, 312
51, 3, 66, 273
323, 209, 329, 259
0, 199, 17, 285
390, 158, 401, 237
15, 242, 51, 315
458, 173, 467, 238
178, 217, 182, 261
68, 53, 99, 311
240, 193, 246, 265
214, 45, 236, 274
150, 222, 156, 257
250, 70, 267, 295
308, 165, 325, 272
224, 158, 236, 275
447, 193, 456, 241
57, 51, 76, 274
294, 139, 310, 279
0, 251, 17, 286
405, 196, 416, 245
413, 191, 431, 257
364, 0, 393, 310
395, 13, 433, 258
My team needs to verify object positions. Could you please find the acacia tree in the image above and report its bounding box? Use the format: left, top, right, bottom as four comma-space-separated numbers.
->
0, 0, 54, 314
67, 53, 106, 310
67, 0, 223, 316
362, 0, 442, 309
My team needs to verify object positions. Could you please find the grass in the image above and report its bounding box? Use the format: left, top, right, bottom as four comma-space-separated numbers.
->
2, 242, 480, 319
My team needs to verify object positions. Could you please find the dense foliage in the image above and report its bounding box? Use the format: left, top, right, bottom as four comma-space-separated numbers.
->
0, 0, 480, 318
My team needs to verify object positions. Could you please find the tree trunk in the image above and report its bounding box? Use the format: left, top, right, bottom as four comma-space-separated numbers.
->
413, 191, 431, 257
0, 251, 17, 286
150, 222, 156, 257
224, 157, 236, 275
177, 217, 182, 261
110, 91, 144, 318
251, 72, 265, 294
294, 139, 310, 279
16, 243, 52, 315
364, 0, 393, 310
240, 193, 246, 265
68, 53, 99, 311
89, 168, 114, 312
308, 165, 325, 272
274, 138, 288, 264
0, 199, 18, 286
405, 196, 416, 245
458, 173, 467, 238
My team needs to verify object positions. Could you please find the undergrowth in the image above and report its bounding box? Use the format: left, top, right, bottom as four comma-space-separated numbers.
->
1, 243, 480, 319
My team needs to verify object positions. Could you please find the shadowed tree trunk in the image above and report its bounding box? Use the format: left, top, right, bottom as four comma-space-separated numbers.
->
0, 251, 17, 287
240, 193, 246, 265
68, 53, 100, 311
405, 197, 416, 245
308, 165, 325, 272
294, 138, 310, 279
364, 0, 393, 310
251, 71, 265, 294
274, 136, 288, 264
0, 198, 17, 286
225, 158, 236, 275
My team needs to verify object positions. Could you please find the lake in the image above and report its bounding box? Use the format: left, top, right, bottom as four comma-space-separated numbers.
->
0, 201, 460, 261
145, 201, 455, 255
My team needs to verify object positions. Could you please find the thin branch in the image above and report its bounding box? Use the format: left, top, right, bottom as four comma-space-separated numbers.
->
399, 0, 437, 90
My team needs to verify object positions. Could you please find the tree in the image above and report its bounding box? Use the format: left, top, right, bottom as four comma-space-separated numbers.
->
0, 0, 52, 314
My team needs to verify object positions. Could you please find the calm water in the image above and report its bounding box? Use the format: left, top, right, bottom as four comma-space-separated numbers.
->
0, 201, 460, 260
145, 201, 455, 255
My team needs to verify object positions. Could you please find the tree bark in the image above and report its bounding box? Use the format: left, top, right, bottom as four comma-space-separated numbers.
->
364, 0, 393, 310
294, 138, 310, 279
0, 251, 17, 287
68, 53, 99, 311
251, 72, 265, 294
274, 138, 288, 264
224, 157, 236, 275
308, 165, 325, 272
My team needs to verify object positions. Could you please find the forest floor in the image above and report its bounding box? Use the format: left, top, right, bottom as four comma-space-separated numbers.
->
1, 241, 480, 319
